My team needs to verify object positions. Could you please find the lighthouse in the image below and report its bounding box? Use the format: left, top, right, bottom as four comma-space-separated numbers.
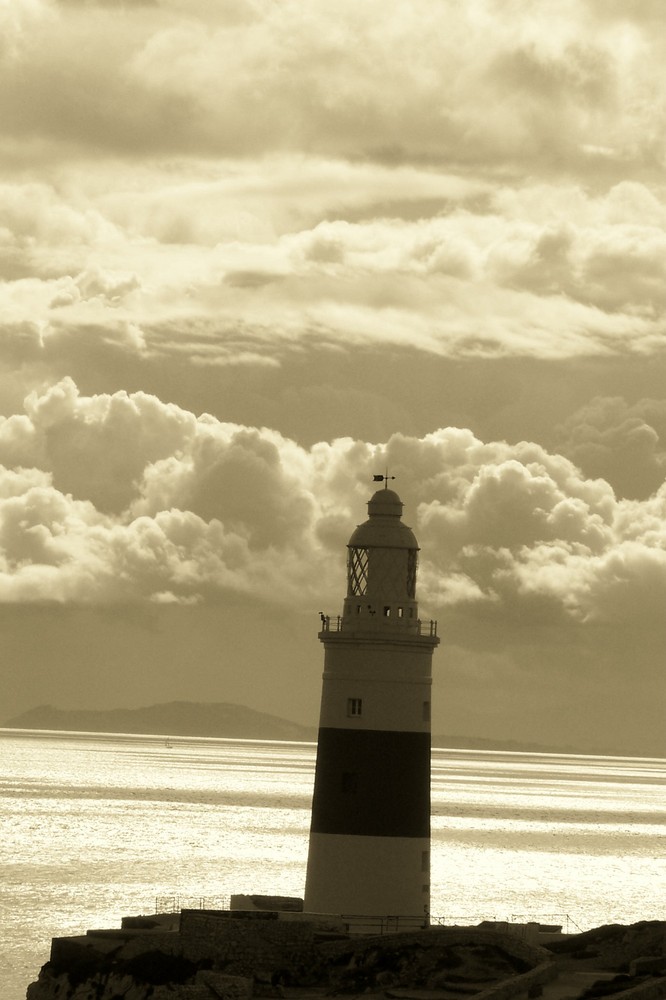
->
304, 481, 439, 923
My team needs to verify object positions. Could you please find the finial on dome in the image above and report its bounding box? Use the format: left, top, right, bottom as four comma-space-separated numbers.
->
372, 470, 395, 490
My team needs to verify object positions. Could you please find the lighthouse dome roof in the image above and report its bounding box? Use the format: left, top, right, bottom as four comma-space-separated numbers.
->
368, 488, 402, 515
347, 488, 418, 550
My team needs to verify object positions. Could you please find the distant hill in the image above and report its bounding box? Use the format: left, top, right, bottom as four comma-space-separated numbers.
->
3, 701, 574, 753
2, 702, 317, 743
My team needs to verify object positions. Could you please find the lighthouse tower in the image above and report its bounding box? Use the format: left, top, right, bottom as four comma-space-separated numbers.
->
304, 482, 439, 922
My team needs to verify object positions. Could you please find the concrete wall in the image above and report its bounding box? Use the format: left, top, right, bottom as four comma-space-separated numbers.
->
230, 894, 303, 912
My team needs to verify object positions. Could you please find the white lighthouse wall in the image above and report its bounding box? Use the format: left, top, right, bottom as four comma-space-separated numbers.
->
317, 675, 431, 732
317, 642, 432, 732
304, 832, 430, 918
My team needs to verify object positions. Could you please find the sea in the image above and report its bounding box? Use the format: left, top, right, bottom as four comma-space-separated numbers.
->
1, 730, 665, 999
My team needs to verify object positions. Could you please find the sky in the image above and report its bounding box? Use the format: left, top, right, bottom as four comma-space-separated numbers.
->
1, 0, 665, 756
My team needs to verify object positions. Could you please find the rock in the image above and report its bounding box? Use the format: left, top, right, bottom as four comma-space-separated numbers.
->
29, 911, 664, 1000
194, 971, 254, 999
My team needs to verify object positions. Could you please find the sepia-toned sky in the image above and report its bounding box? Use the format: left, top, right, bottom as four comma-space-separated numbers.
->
1, 0, 665, 755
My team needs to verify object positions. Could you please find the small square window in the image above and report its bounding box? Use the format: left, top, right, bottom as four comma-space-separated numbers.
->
341, 771, 358, 793
347, 697, 363, 717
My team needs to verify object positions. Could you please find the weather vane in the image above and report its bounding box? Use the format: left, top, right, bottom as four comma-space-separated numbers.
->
373, 470, 395, 489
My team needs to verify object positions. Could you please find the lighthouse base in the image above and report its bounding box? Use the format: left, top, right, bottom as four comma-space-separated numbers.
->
304, 833, 430, 922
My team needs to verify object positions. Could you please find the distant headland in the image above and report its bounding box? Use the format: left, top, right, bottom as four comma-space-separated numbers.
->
5, 701, 581, 754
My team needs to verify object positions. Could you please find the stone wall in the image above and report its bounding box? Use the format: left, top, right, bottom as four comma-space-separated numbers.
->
179, 909, 318, 976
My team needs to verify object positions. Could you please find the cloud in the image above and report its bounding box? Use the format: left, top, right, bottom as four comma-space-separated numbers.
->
112, 2, 666, 171
0, 2, 664, 618
0, 0, 54, 64
556, 396, 666, 499
0, 380, 663, 635
0, 0, 663, 178
2, 175, 666, 399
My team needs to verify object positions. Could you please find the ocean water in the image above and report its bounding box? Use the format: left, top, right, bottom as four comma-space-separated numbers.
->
1, 730, 665, 998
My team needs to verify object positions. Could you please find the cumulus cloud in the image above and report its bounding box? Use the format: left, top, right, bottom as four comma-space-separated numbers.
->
556, 396, 666, 499
0, 380, 664, 635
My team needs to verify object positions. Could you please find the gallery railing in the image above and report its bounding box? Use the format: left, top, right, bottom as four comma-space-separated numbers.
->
319, 615, 438, 637
155, 894, 230, 913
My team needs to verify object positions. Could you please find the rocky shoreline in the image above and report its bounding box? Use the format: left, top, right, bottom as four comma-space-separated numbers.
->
25, 904, 666, 1000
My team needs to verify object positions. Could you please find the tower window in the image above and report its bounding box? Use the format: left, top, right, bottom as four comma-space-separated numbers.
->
348, 547, 370, 596
347, 697, 363, 717
407, 549, 418, 598
421, 850, 430, 872
397, 607, 404, 618
341, 771, 358, 794
422, 701, 431, 722
383, 606, 391, 617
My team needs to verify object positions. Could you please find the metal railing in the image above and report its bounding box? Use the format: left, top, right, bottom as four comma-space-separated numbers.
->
431, 912, 582, 934
320, 615, 437, 637
155, 894, 230, 913
152, 898, 582, 936
509, 912, 583, 934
